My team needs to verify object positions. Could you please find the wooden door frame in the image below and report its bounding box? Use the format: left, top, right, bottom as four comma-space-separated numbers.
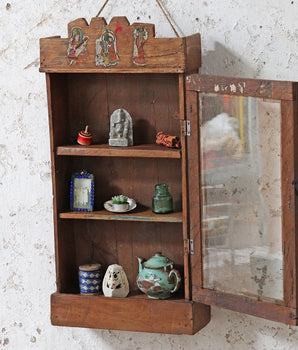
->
185, 74, 298, 324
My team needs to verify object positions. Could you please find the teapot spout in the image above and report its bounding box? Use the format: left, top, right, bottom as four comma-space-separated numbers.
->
137, 257, 144, 272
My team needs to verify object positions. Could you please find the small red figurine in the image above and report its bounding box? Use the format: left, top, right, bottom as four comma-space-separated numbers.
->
77, 125, 92, 145
156, 131, 181, 149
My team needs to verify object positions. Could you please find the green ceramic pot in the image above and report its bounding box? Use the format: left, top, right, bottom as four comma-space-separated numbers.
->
137, 252, 181, 299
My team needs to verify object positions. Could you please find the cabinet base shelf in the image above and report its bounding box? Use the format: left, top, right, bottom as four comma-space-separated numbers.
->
51, 292, 210, 334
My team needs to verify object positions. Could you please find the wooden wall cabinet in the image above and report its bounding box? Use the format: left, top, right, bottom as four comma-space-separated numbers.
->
40, 17, 210, 335
40, 17, 298, 334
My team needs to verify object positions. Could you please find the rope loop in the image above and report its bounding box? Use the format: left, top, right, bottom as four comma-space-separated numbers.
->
95, 0, 180, 37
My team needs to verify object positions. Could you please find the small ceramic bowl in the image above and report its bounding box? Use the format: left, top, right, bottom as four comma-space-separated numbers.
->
112, 203, 129, 212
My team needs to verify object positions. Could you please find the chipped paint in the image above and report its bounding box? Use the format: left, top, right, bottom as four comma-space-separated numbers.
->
214, 84, 220, 92
214, 82, 246, 94
230, 83, 236, 93
2, 0, 298, 349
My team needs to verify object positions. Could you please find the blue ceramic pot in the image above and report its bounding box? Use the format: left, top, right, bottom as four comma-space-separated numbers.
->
79, 263, 102, 295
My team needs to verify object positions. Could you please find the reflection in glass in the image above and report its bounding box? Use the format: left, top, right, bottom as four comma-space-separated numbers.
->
73, 178, 92, 208
200, 94, 283, 303
70, 171, 94, 212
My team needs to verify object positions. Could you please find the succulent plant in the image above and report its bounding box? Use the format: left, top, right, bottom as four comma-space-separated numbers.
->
112, 195, 128, 204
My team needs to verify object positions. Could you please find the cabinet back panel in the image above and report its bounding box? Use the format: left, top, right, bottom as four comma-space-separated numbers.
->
66, 157, 182, 211
67, 73, 180, 144
48, 74, 69, 147
55, 221, 77, 293
50, 72, 183, 295
73, 221, 184, 292
56, 156, 183, 292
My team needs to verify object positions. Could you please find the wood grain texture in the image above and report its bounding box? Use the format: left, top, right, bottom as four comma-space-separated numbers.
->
186, 91, 203, 291
281, 88, 298, 308
51, 292, 210, 334
56, 155, 183, 291
57, 144, 181, 158
65, 73, 180, 145
281, 99, 296, 308
186, 74, 296, 100
185, 33, 201, 73
294, 86, 298, 309
193, 288, 298, 325
42, 19, 202, 333
40, 17, 201, 73
46, 73, 78, 292
179, 74, 190, 300
186, 76, 298, 324
59, 208, 182, 223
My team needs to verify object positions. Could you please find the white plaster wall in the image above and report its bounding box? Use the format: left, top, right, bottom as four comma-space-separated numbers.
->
1, 0, 298, 349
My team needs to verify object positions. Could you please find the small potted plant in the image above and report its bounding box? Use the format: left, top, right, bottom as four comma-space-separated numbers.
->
112, 195, 129, 212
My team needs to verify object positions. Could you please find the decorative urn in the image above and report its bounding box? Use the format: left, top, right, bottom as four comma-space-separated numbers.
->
136, 252, 181, 299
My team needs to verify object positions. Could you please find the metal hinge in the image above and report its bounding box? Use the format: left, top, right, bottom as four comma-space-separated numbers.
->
188, 239, 194, 255
183, 120, 191, 136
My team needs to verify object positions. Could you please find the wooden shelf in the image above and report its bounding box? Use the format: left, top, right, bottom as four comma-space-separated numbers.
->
56, 144, 181, 159
51, 292, 210, 335
60, 208, 183, 223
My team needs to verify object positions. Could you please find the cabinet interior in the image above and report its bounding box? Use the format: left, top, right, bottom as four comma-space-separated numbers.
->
50, 72, 185, 296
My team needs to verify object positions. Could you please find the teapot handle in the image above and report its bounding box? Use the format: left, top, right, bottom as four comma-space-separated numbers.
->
169, 269, 181, 294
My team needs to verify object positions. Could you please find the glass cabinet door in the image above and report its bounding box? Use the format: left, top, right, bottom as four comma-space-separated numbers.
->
186, 75, 298, 324
200, 94, 282, 302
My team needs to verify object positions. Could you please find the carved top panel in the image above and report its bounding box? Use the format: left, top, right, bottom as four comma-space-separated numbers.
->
40, 17, 201, 73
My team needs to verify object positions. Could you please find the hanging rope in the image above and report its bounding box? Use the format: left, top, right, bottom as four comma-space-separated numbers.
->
155, 0, 179, 37
96, 0, 110, 17
95, 0, 180, 37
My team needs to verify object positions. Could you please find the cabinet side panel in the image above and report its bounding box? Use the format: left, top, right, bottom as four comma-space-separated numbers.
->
185, 34, 201, 73
46, 73, 77, 292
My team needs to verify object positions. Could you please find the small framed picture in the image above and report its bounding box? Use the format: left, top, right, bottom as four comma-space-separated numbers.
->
70, 170, 94, 212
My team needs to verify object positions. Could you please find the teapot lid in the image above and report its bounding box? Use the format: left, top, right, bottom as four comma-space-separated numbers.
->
143, 252, 173, 269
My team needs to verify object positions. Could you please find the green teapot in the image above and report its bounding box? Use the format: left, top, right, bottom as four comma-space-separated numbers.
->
137, 252, 181, 299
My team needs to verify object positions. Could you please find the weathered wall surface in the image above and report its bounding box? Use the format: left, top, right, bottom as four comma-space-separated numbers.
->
1, 1, 298, 349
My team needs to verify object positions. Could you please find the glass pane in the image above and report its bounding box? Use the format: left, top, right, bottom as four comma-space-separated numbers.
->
73, 178, 92, 209
200, 93, 283, 303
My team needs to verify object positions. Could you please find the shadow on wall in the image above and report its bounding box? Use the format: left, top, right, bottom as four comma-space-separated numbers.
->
200, 42, 256, 79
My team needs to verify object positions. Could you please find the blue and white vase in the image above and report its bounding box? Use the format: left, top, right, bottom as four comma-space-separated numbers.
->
79, 263, 102, 295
